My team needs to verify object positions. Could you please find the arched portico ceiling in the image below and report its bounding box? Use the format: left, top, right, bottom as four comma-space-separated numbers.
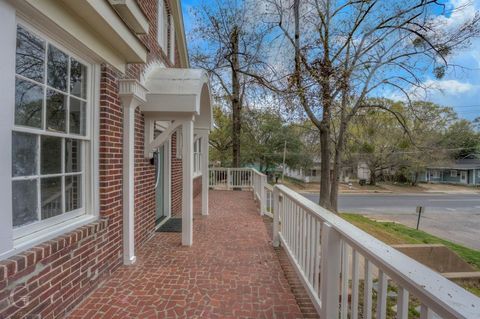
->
141, 68, 212, 130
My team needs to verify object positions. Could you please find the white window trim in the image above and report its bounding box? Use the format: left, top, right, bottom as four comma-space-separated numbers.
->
450, 170, 457, 177
157, 0, 174, 64
176, 128, 182, 159
169, 14, 175, 64
0, 15, 100, 259
193, 137, 202, 178
157, 0, 166, 51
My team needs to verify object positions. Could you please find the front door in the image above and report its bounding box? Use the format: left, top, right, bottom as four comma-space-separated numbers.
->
155, 145, 166, 224
460, 171, 468, 184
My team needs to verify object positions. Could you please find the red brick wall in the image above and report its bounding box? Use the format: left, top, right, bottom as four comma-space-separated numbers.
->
133, 109, 156, 248
0, 65, 126, 319
0, 221, 112, 319
193, 176, 202, 199
0, 0, 185, 317
171, 132, 183, 216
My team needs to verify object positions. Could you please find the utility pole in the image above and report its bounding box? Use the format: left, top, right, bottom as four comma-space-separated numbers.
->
282, 140, 287, 182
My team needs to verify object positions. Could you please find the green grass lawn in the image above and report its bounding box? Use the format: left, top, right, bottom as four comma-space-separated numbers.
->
341, 213, 480, 270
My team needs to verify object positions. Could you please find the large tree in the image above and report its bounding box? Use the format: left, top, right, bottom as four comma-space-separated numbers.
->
189, 0, 272, 167
209, 106, 233, 166
348, 100, 456, 185
262, 0, 480, 211
242, 108, 310, 172
209, 106, 313, 171
441, 119, 480, 159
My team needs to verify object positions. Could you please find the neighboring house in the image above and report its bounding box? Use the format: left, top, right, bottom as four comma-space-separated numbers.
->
284, 159, 367, 183
0, 1, 211, 318
420, 157, 480, 186
285, 166, 321, 183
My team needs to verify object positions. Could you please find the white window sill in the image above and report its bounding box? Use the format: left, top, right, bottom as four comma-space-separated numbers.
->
193, 172, 202, 179
1, 215, 99, 260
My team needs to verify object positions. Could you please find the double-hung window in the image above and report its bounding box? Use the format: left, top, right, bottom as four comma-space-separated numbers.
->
193, 138, 202, 176
157, 0, 175, 63
12, 24, 92, 239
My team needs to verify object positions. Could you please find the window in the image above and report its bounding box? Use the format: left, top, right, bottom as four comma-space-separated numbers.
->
157, 1, 167, 50
157, 0, 174, 63
12, 25, 90, 237
194, 138, 202, 175
432, 170, 440, 178
450, 170, 457, 177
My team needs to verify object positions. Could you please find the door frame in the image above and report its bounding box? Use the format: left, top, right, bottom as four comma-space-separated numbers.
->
460, 170, 468, 184
155, 138, 172, 229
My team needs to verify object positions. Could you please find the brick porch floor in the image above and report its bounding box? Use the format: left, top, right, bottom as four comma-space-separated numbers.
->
67, 191, 307, 319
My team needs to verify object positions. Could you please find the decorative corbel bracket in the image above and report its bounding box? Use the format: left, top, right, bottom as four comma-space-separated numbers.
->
119, 79, 148, 108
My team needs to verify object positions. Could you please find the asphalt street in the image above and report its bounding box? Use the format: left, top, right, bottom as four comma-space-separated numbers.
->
301, 193, 480, 250
301, 193, 480, 214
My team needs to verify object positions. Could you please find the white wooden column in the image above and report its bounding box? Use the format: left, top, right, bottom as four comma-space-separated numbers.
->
182, 120, 194, 246
196, 129, 209, 216
119, 80, 147, 265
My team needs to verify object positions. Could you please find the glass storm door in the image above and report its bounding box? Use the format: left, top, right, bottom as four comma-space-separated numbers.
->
460, 171, 467, 184
155, 145, 165, 224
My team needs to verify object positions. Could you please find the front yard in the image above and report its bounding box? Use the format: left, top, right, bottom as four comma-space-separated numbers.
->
341, 213, 480, 297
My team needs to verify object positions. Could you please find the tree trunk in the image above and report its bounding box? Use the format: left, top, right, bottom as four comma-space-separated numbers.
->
412, 171, 419, 186
231, 26, 241, 168
330, 119, 347, 213
319, 121, 331, 209
292, 0, 331, 209
318, 68, 333, 209
370, 169, 376, 185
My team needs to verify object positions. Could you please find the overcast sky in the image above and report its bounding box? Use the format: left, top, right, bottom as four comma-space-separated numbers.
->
181, 0, 480, 121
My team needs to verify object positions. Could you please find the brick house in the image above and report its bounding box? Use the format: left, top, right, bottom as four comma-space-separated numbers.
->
0, 0, 211, 317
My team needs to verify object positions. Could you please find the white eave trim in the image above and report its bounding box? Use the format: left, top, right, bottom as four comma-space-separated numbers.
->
109, 0, 149, 35
170, 0, 189, 68
58, 0, 147, 64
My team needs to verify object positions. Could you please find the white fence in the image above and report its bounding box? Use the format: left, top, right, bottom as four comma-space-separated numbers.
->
210, 168, 480, 319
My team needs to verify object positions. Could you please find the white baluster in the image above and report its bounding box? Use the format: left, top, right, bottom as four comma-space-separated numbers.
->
272, 187, 280, 247
351, 250, 360, 319
364, 259, 373, 319
320, 224, 341, 319
376, 271, 388, 319
397, 287, 409, 319
340, 242, 350, 319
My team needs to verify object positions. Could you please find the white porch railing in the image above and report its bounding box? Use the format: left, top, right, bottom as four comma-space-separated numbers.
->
209, 167, 253, 190
210, 167, 480, 319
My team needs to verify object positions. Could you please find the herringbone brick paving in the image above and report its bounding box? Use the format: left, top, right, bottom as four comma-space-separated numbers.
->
67, 191, 306, 318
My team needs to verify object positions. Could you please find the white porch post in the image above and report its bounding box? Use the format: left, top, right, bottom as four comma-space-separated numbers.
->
119, 80, 147, 265
182, 119, 194, 246
197, 129, 209, 215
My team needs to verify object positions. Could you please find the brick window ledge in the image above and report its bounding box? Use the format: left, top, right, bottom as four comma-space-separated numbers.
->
0, 218, 109, 282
